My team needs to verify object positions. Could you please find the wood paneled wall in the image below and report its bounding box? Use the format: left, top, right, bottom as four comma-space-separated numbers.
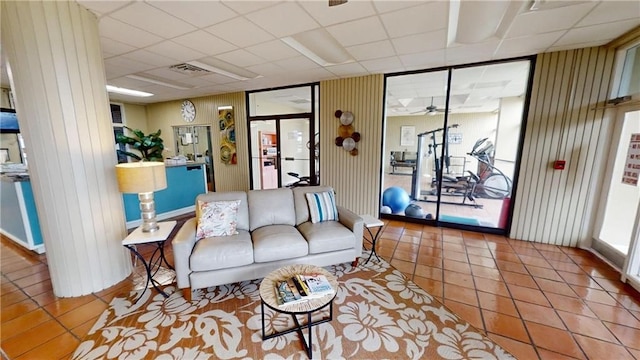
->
511, 47, 616, 247
320, 75, 384, 216
146, 92, 250, 192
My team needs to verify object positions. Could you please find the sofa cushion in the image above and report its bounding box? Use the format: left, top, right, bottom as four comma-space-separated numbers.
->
292, 186, 334, 225
298, 221, 355, 254
196, 192, 249, 231
190, 230, 253, 271
252, 225, 308, 263
248, 188, 296, 231
305, 191, 338, 223
196, 200, 240, 240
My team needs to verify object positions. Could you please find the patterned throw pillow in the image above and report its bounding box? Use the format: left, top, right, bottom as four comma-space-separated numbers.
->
196, 200, 240, 240
305, 191, 338, 224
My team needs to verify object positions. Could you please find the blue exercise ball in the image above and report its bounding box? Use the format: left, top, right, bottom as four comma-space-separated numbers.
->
382, 187, 411, 214
405, 204, 424, 218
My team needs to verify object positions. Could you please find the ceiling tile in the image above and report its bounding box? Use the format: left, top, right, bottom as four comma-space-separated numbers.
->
299, 1, 376, 27
205, 17, 275, 48
346, 40, 395, 61
220, 1, 280, 15
146, 1, 238, 28
505, 3, 597, 38
109, 2, 196, 39
246, 40, 301, 62
380, 2, 448, 38
77, 0, 133, 16
399, 49, 446, 70
145, 41, 207, 63
105, 56, 156, 74
325, 62, 369, 77
577, 1, 640, 27
108, 76, 155, 90
100, 37, 136, 57
198, 73, 239, 85
99, 17, 163, 48
445, 41, 500, 65
547, 39, 611, 53
173, 76, 216, 87
273, 56, 321, 71
215, 49, 266, 68
372, 1, 425, 14
326, 16, 389, 47
359, 56, 404, 73
245, 63, 286, 76
495, 31, 565, 58
121, 49, 179, 67
245, 2, 319, 38
392, 29, 447, 55
171, 31, 237, 56
554, 19, 640, 47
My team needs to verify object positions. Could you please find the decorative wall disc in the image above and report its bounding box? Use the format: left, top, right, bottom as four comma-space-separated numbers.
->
340, 111, 354, 125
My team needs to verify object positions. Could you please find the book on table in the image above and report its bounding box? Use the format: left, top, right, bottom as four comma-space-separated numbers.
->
274, 274, 335, 307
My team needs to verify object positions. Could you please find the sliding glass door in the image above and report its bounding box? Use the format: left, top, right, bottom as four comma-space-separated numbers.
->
382, 58, 533, 233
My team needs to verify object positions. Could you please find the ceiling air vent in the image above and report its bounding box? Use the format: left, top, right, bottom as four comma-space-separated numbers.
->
169, 63, 212, 75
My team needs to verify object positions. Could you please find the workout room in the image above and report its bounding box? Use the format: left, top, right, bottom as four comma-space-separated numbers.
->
381, 58, 533, 232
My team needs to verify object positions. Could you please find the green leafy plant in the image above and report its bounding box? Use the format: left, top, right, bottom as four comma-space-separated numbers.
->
115, 126, 164, 161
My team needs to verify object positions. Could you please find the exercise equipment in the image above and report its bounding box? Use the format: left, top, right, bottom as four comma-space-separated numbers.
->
404, 204, 425, 218
382, 186, 411, 214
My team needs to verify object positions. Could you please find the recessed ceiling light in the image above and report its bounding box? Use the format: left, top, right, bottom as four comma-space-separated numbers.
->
106, 85, 153, 97
282, 29, 353, 66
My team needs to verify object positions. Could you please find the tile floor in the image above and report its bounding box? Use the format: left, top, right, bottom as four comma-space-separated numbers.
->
2, 219, 640, 359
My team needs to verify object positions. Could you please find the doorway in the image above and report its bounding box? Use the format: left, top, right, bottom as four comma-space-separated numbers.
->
247, 84, 319, 190
382, 58, 533, 233
172, 125, 214, 191
593, 109, 640, 269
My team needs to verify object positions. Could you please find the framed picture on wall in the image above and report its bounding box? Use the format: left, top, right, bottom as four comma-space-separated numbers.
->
400, 126, 415, 146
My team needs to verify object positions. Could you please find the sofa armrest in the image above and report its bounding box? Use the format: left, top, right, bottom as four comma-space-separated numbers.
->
171, 218, 197, 289
337, 206, 364, 258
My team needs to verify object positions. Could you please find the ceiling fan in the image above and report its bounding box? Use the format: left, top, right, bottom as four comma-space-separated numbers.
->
411, 97, 448, 116
329, 0, 348, 6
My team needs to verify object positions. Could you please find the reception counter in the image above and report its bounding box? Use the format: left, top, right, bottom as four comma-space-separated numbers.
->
1, 163, 207, 253
0, 175, 44, 253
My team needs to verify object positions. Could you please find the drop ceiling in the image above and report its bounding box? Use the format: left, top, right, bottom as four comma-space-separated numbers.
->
2, 0, 639, 116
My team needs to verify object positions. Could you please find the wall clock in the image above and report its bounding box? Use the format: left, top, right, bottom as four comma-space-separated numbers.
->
181, 100, 196, 122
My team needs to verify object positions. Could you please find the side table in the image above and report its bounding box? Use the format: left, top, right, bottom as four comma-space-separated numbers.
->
259, 264, 338, 359
360, 214, 384, 265
122, 220, 177, 302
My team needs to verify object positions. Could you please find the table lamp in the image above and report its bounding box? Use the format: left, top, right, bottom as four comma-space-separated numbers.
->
115, 162, 167, 232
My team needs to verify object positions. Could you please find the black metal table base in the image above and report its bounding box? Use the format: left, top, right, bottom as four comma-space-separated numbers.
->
125, 241, 174, 303
363, 225, 382, 265
261, 300, 333, 359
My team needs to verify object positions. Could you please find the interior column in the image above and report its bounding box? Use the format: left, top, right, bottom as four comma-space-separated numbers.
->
1, 1, 132, 296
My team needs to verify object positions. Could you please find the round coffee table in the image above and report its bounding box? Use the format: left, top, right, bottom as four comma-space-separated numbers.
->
259, 264, 338, 359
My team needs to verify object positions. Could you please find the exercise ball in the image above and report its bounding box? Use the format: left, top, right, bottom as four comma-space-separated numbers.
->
380, 206, 392, 214
382, 187, 411, 214
405, 204, 424, 218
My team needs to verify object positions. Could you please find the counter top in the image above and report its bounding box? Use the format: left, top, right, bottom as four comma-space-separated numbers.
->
1, 173, 30, 182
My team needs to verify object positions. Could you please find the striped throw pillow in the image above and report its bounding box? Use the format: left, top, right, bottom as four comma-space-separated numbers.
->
305, 191, 338, 224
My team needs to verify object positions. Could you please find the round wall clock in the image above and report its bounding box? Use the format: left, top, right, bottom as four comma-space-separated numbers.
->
181, 100, 196, 122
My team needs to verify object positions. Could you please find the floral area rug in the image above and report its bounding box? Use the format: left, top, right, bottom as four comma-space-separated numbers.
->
73, 255, 514, 359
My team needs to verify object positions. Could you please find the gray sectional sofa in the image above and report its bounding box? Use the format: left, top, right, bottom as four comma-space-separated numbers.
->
172, 185, 364, 300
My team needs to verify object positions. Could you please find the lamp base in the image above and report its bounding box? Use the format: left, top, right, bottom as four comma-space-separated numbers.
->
138, 192, 159, 233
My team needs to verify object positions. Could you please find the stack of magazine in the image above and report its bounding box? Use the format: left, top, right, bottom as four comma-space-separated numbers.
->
275, 274, 334, 307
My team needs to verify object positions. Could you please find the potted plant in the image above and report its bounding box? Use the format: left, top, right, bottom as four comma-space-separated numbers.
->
115, 126, 164, 161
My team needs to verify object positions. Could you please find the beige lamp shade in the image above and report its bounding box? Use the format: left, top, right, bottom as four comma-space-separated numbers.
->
115, 162, 167, 194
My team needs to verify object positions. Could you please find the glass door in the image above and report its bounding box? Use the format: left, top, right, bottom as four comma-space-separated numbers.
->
280, 118, 311, 187
593, 109, 640, 270
250, 120, 277, 189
